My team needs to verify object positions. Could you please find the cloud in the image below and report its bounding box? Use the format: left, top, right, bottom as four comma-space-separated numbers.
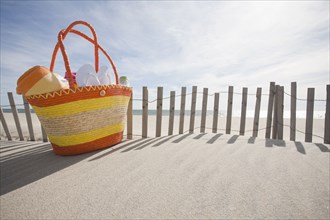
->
1, 1, 329, 111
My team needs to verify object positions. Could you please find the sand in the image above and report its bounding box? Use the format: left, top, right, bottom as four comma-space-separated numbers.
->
0, 134, 329, 219
1, 113, 329, 219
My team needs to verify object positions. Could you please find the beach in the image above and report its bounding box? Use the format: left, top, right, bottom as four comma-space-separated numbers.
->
1, 0, 329, 218
1, 133, 329, 219
1, 112, 329, 219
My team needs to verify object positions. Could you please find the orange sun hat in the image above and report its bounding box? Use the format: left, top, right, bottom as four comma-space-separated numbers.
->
17, 66, 68, 96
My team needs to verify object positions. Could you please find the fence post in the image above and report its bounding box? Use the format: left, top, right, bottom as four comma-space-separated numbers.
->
168, 91, 175, 136
239, 87, 248, 136
0, 107, 12, 140
290, 82, 297, 141
189, 86, 197, 133
127, 92, 133, 139
253, 87, 262, 137
324, 85, 330, 144
23, 96, 35, 141
200, 88, 208, 133
266, 82, 275, 139
156, 87, 163, 137
142, 87, 148, 138
305, 88, 314, 142
8, 92, 24, 141
277, 86, 284, 140
212, 93, 220, 133
179, 87, 187, 134
179, 87, 186, 134
272, 85, 279, 139
41, 125, 48, 142
226, 86, 234, 134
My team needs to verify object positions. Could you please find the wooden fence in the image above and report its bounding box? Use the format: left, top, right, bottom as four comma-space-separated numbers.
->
1, 82, 329, 144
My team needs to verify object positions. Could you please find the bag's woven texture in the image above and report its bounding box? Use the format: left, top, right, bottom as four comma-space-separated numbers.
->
24, 21, 132, 155
27, 85, 131, 155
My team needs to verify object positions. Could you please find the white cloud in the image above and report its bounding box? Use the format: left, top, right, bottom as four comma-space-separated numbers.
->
1, 1, 329, 111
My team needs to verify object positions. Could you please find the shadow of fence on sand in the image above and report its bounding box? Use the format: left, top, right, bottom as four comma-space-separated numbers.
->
0, 141, 99, 196
2, 133, 328, 196
91, 133, 330, 162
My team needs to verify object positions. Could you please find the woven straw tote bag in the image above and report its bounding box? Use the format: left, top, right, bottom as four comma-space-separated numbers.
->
24, 21, 132, 156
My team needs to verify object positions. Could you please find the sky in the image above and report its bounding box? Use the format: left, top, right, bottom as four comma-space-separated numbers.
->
0, 1, 329, 112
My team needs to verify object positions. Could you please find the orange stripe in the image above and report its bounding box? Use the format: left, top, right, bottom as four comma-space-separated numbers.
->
27, 86, 132, 107
17, 66, 51, 94
51, 132, 123, 156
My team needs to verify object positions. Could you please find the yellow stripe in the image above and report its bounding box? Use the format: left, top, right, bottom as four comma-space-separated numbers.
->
32, 96, 130, 117
38, 106, 128, 136
48, 123, 125, 147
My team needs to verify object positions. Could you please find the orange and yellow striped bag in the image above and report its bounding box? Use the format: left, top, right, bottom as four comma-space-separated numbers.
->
21, 21, 132, 156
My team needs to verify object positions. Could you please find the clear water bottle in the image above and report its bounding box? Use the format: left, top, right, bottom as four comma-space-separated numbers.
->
119, 76, 129, 86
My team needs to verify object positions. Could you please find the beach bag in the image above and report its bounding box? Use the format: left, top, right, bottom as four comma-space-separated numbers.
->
23, 21, 132, 155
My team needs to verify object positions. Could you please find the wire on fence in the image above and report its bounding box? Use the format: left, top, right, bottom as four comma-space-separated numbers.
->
130, 88, 328, 104
283, 91, 328, 102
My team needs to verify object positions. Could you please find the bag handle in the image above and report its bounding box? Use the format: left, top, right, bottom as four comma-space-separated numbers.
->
50, 21, 99, 74
52, 21, 119, 87
56, 29, 119, 88
66, 29, 119, 85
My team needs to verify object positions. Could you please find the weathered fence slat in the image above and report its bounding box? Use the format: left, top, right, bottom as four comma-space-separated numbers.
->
253, 88, 262, 137
266, 82, 275, 138
290, 82, 297, 141
272, 85, 279, 139
189, 86, 197, 133
127, 92, 133, 139
156, 87, 163, 137
142, 87, 148, 138
41, 125, 48, 142
23, 96, 35, 141
212, 93, 220, 133
226, 86, 234, 134
239, 87, 248, 135
277, 86, 284, 140
179, 87, 186, 134
325, 85, 330, 144
305, 88, 314, 142
8, 92, 24, 141
200, 88, 208, 133
168, 91, 175, 135
0, 107, 12, 140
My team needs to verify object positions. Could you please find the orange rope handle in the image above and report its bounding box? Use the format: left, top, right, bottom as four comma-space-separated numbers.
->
68, 29, 119, 85
50, 21, 99, 75
57, 30, 76, 88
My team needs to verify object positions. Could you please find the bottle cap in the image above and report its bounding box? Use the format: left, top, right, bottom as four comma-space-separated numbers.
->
120, 76, 128, 80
